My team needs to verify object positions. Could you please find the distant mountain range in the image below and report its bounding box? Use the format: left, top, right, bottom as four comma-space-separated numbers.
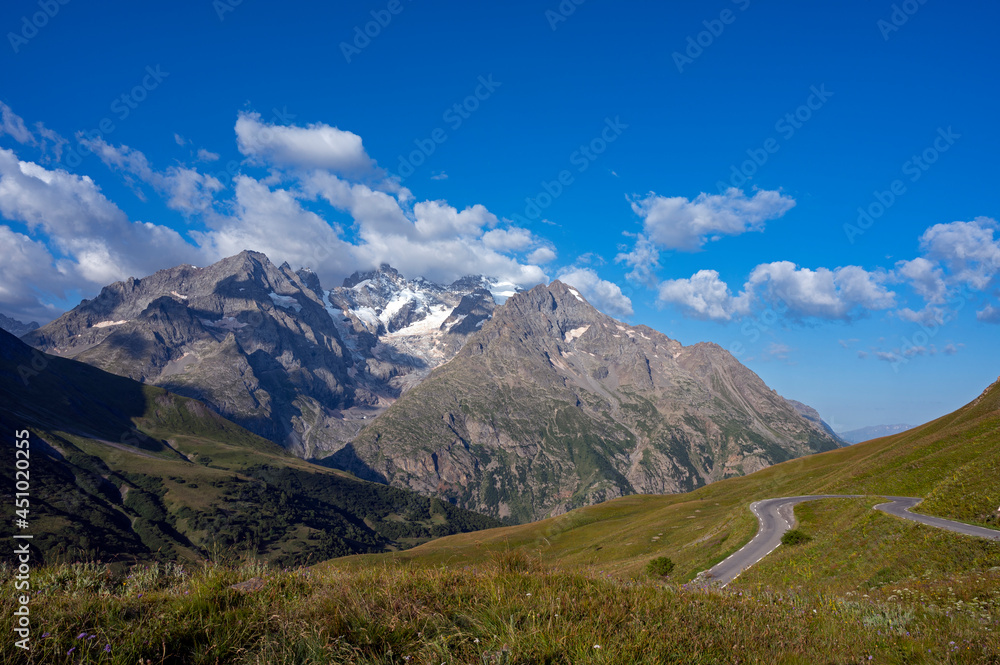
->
0, 312, 38, 337
837, 423, 915, 444
22, 251, 843, 524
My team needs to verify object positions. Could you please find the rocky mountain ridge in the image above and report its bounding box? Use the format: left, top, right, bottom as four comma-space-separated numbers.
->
24, 252, 508, 457
342, 280, 843, 521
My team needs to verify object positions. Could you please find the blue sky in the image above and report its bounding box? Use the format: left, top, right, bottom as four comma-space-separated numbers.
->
1, 0, 998, 431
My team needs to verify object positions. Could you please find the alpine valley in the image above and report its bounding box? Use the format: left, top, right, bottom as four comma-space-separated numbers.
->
22, 251, 842, 526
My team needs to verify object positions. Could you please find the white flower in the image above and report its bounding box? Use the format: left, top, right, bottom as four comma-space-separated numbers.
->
594, 645, 601, 649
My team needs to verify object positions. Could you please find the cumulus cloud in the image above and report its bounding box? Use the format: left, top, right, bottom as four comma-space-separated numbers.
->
658, 262, 895, 322
0, 148, 203, 308
896, 257, 947, 305
746, 262, 895, 320
977, 304, 1000, 324
918, 218, 1000, 290
527, 246, 557, 264
615, 233, 661, 288
630, 187, 795, 252
658, 270, 748, 321
0, 225, 67, 322
194, 175, 357, 282
556, 267, 633, 318
79, 137, 223, 214
197, 148, 220, 162
235, 111, 376, 176
482, 227, 534, 252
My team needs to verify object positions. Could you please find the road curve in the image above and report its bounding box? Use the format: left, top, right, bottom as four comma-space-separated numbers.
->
698, 495, 1000, 587
874, 497, 1000, 542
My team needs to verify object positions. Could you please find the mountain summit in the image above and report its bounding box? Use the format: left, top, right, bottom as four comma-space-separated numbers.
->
343, 281, 842, 521
24, 252, 507, 456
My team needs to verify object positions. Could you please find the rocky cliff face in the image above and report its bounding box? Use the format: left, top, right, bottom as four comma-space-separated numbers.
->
345, 281, 842, 522
23, 253, 506, 457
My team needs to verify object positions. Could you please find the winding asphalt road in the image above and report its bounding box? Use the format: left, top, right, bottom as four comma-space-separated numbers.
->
699, 495, 1000, 587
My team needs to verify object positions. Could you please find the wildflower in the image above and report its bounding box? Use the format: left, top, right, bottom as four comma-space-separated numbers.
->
526, 593, 532, 597
67, 648, 75, 655
594, 645, 601, 649
41, 633, 50, 638
76, 632, 86, 639
104, 644, 112, 652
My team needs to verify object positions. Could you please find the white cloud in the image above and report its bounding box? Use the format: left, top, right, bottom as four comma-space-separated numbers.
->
658, 262, 895, 322
197, 148, 220, 162
555, 267, 633, 318
615, 233, 660, 288
527, 246, 557, 264
482, 227, 534, 252
658, 270, 748, 321
977, 304, 1000, 324
79, 137, 223, 214
235, 111, 376, 175
194, 175, 357, 282
0, 101, 33, 145
896, 257, 948, 305
0, 101, 67, 162
0, 148, 203, 297
431, 171, 448, 180
0, 225, 66, 322
919, 217, 1000, 290
746, 262, 895, 320
631, 187, 795, 252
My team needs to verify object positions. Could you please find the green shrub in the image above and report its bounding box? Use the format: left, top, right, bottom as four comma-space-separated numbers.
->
646, 556, 675, 577
781, 529, 812, 546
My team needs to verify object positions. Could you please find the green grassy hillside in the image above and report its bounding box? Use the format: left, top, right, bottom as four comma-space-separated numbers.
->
1, 330, 500, 567
332, 377, 1000, 584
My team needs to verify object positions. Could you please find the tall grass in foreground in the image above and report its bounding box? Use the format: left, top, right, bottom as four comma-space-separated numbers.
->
1, 553, 998, 664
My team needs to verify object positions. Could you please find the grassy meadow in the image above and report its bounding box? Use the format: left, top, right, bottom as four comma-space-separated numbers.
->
4, 382, 997, 663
